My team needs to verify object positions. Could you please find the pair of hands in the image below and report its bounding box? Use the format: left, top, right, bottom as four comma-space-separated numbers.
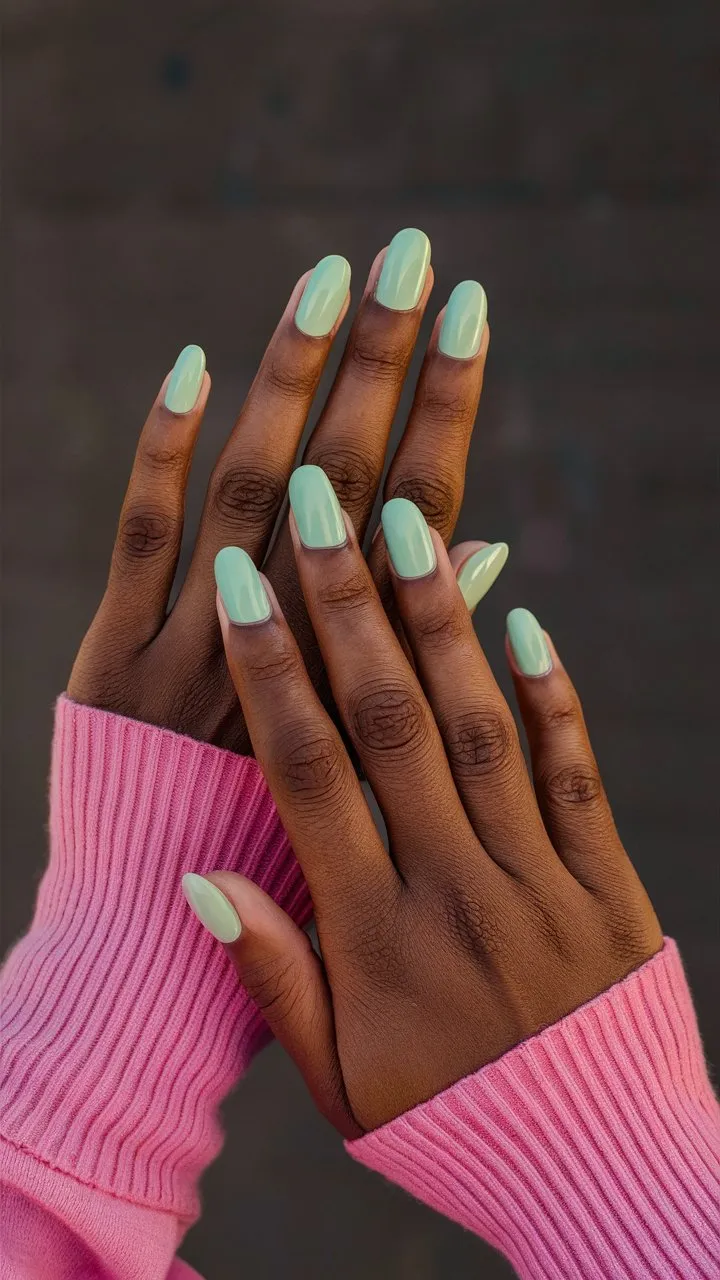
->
68, 232, 662, 1141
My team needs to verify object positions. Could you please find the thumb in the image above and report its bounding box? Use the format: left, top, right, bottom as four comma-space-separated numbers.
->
181, 871, 360, 1138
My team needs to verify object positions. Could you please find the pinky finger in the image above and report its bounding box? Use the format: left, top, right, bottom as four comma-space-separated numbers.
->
104, 345, 209, 644
506, 608, 629, 895
181, 871, 359, 1137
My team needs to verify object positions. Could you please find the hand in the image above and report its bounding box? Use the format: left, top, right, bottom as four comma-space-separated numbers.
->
183, 471, 663, 1137
68, 232, 500, 754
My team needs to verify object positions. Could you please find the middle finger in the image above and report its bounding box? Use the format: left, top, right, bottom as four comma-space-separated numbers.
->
287, 465, 488, 883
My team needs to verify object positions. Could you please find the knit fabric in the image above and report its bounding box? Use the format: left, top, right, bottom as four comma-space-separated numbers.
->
1, 697, 309, 1225
349, 940, 720, 1279
2, 699, 719, 1279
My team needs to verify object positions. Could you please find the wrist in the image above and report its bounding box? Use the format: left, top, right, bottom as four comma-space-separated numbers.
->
1, 696, 309, 1218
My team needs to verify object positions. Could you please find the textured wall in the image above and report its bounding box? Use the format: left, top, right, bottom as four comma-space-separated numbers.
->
3, 2, 719, 1275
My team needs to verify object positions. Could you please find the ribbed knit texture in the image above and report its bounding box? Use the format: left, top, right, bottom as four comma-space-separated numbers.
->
1, 696, 309, 1222
349, 941, 720, 1279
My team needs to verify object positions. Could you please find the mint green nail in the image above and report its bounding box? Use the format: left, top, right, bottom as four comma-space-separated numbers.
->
214, 546, 270, 625
289, 465, 346, 549
295, 255, 351, 337
507, 607, 552, 677
182, 874, 241, 943
376, 228, 431, 311
457, 542, 508, 611
439, 281, 488, 359
164, 344, 206, 413
381, 498, 437, 579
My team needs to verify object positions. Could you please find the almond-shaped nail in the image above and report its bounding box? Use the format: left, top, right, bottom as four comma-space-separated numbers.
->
295, 255, 351, 337
182, 873, 241, 942
456, 543, 508, 610
507, 607, 553, 677
164, 344, 206, 413
214, 546, 271, 625
375, 228, 431, 312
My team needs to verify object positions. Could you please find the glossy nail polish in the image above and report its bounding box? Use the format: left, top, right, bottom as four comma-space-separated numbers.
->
456, 542, 508, 610
295, 254, 351, 337
182, 874, 241, 943
507, 607, 552, 676
214, 546, 271, 624
164, 344, 206, 413
381, 498, 437, 579
289, 465, 346, 549
438, 281, 488, 359
375, 228, 431, 312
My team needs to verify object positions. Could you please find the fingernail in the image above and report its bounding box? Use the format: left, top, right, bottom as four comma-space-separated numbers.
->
507, 607, 553, 677
214, 546, 271, 624
164, 344, 206, 413
381, 498, 437, 579
375, 228, 431, 312
289, 465, 346, 549
438, 281, 488, 359
295, 255, 351, 337
457, 542, 508, 610
182, 873, 242, 943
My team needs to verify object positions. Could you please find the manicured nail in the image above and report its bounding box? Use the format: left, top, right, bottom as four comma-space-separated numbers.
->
295, 255, 351, 337
507, 607, 552, 677
457, 542, 508, 610
375, 228, 431, 312
289, 465, 346, 549
381, 498, 437, 579
182, 873, 241, 943
214, 546, 271, 625
438, 281, 488, 359
164, 344, 206, 413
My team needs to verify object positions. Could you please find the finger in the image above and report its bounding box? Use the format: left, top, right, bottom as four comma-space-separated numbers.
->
213, 545, 391, 912
176, 257, 351, 624
264, 230, 434, 688
181, 872, 359, 1137
384, 287, 490, 543
384, 503, 561, 885
103, 344, 209, 643
505, 610, 633, 896
287, 468, 486, 881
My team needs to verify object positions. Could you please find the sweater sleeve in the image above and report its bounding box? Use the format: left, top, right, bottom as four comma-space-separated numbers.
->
0, 696, 310, 1280
347, 940, 720, 1279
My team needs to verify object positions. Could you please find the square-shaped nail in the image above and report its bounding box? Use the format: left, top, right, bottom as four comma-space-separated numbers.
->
375, 228, 431, 312
381, 498, 437, 579
164, 344, 206, 413
214, 546, 271, 624
289, 465, 346, 549
438, 281, 488, 359
295, 255, 351, 337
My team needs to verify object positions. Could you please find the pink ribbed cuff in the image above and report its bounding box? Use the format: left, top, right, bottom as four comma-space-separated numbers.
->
1, 697, 309, 1219
348, 942, 720, 1279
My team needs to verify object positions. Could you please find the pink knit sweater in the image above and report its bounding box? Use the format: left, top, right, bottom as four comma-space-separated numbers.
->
1, 699, 718, 1279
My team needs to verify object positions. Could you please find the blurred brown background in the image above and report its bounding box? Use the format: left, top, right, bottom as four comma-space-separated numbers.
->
2, 1, 719, 1276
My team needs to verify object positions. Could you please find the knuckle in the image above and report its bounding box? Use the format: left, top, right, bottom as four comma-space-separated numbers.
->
315, 568, 376, 614
117, 508, 175, 561
349, 335, 409, 384
305, 445, 377, 514
263, 356, 318, 402
349, 681, 429, 757
533, 699, 580, 733
542, 763, 604, 807
440, 885, 507, 958
602, 909, 662, 972
411, 599, 466, 653
276, 729, 347, 802
387, 472, 457, 531
245, 647, 302, 686
242, 955, 305, 1021
211, 465, 284, 530
417, 385, 474, 429
140, 439, 188, 477
445, 710, 516, 779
